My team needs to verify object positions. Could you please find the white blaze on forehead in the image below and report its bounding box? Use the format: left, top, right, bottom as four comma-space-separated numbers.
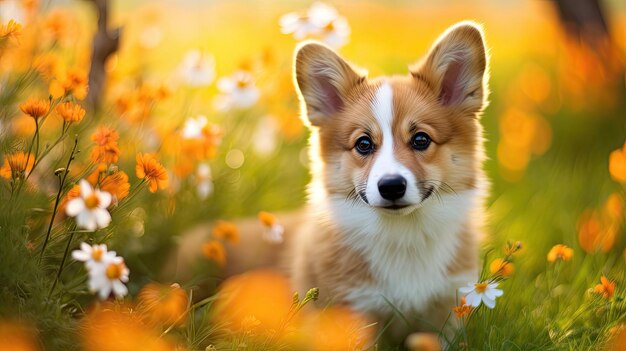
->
365, 82, 420, 206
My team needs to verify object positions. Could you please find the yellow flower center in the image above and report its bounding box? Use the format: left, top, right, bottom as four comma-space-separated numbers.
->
236, 78, 249, 89
105, 263, 124, 280
91, 247, 103, 261
474, 282, 488, 293
324, 21, 335, 31
85, 194, 100, 209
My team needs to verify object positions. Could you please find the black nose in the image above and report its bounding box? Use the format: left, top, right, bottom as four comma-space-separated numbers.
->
377, 174, 407, 201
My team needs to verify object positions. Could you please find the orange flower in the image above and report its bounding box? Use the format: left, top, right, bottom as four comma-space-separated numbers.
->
19, 98, 50, 119
258, 211, 277, 226
302, 307, 374, 351
50, 67, 88, 100
136, 153, 168, 193
81, 304, 175, 351
0, 320, 40, 351
137, 283, 188, 327
594, 276, 615, 299
201, 240, 226, 266
212, 220, 240, 244
453, 296, 472, 318
547, 244, 574, 262
43, 9, 70, 42
0, 19, 22, 39
0, 152, 34, 179
55, 101, 85, 123
578, 209, 617, 253
405, 332, 442, 351
99, 170, 130, 203
214, 270, 293, 338
90, 127, 120, 164
34, 53, 61, 81
489, 258, 515, 277
609, 142, 626, 182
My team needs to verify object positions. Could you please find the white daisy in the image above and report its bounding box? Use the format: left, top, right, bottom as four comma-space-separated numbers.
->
182, 115, 209, 139
65, 180, 112, 232
318, 15, 350, 49
196, 163, 213, 199
263, 223, 284, 244
252, 115, 279, 156
178, 49, 215, 87
71, 242, 116, 271
459, 281, 503, 309
88, 255, 130, 300
279, 3, 350, 49
258, 211, 284, 244
214, 70, 260, 111
0, 0, 26, 25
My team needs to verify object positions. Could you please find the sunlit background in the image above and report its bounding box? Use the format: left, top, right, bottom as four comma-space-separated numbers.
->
1, 0, 626, 350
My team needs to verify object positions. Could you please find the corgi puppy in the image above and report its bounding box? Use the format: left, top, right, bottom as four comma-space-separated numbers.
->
170, 20, 489, 345
289, 21, 489, 339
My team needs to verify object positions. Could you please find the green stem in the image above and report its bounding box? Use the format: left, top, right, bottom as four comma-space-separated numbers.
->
39, 137, 79, 262
48, 228, 76, 299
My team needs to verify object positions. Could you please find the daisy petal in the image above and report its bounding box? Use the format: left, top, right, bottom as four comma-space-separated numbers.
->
72, 250, 90, 261
97, 191, 112, 208
459, 286, 474, 294
112, 280, 128, 298
94, 208, 111, 228
79, 179, 92, 197
65, 198, 85, 217
466, 292, 482, 307
482, 295, 496, 309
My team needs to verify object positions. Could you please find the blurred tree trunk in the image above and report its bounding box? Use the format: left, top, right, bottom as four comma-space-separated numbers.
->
553, 0, 610, 45
86, 0, 121, 111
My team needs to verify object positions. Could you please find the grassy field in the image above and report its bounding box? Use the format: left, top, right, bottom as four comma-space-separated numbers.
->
0, 0, 625, 350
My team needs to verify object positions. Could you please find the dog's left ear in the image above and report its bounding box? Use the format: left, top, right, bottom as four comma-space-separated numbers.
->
410, 21, 489, 115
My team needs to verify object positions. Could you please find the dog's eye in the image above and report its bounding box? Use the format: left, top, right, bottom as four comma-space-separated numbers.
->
411, 132, 431, 151
355, 136, 374, 155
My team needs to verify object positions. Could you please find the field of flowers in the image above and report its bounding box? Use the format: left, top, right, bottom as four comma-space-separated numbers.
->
0, 0, 625, 350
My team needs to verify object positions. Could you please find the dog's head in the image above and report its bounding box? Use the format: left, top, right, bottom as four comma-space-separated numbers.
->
294, 21, 489, 215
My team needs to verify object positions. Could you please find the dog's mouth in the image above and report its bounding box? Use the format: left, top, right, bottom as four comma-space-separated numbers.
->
383, 204, 410, 210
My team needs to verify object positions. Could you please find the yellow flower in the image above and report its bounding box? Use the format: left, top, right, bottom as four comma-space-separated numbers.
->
489, 258, 515, 277
135, 153, 168, 193
212, 220, 240, 244
201, 240, 226, 266
0, 19, 22, 38
90, 127, 120, 164
594, 276, 615, 299
55, 101, 85, 123
547, 244, 574, 262
0, 152, 34, 179
137, 283, 188, 327
609, 141, 626, 182
19, 98, 50, 119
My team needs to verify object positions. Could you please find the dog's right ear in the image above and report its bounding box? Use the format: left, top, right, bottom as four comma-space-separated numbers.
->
294, 42, 364, 126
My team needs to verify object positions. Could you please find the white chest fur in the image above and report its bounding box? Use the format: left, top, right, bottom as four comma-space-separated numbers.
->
321, 190, 479, 315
